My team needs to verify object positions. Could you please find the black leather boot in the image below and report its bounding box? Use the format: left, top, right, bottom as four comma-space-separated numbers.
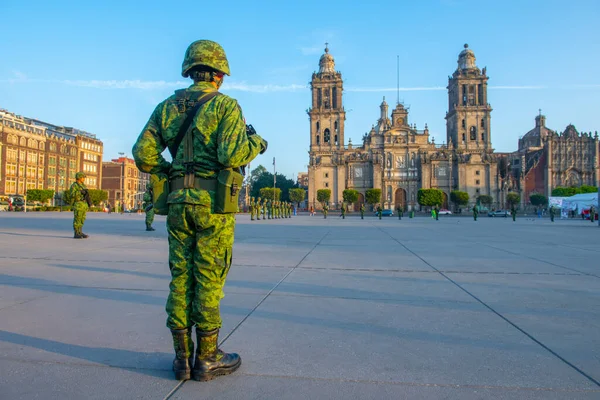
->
74, 229, 85, 239
192, 328, 241, 381
171, 327, 194, 381
146, 225, 155, 231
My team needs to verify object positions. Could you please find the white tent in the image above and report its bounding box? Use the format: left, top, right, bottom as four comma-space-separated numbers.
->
562, 193, 598, 211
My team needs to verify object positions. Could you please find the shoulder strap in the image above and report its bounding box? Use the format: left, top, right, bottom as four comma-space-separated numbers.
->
168, 91, 219, 158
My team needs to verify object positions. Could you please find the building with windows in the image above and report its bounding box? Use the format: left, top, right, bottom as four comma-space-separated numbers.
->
307, 44, 497, 211
0, 109, 103, 199
504, 114, 599, 207
101, 156, 150, 211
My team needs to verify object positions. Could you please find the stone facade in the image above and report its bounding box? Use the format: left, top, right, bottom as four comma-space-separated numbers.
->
307, 44, 497, 211
508, 115, 599, 206
101, 157, 149, 211
0, 109, 103, 199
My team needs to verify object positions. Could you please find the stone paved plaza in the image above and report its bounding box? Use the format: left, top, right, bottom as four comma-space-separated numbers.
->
0, 211, 599, 399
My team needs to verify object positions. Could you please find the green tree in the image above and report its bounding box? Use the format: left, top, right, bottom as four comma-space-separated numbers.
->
477, 195, 493, 208
288, 188, 306, 206
579, 185, 598, 194
417, 188, 444, 207
529, 193, 548, 207
506, 192, 520, 207
551, 186, 577, 197
342, 189, 359, 205
365, 189, 381, 206
450, 190, 469, 209
26, 189, 54, 204
61, 190, 73, 205
88, 189, 108, 206
317, 189, 331, 205
249, 165, 296, 201
259, 187, 281, 201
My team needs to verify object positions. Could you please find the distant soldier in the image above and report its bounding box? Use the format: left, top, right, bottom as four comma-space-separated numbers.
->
340, 203, 346, 219
262, 199, 267, 220
323, 203, 329, 219
360, 204, 365, 219
590, 206, 596, 223
143, 183, 155, 231
435, 205, 440, 221
377, 205, 382, 220
396, 205, 402, 220
267, 199, 272, 219
249, 197, 255, 220
70, 172, 91, 239
511, 205, 517, 222
473, 205, 478, 221
549, 206, 555, 222
256, 197, 262, 220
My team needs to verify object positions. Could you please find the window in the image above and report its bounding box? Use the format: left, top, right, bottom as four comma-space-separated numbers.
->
461, 119, 465, 128
49, 143, 57, 152
324, 173, 329, 178
38, 167, 44, 177
461, 133, 465, 142
470, 127, 476, 141
20, 150, 25, 161
5, 178, 17, 194
324, 128, 331, 143
48, 166, 56, 175
59, 157, 67, 167
6, 164, 17, 176
481, 132, 485, 141
513, 159, 519, 165
316, 135, 320, 145
48, 177, 56, 187
70, 160, 76, 169
49, 156, 56, 166
475, 188, 480, 194
316, 122, 320, 132
39, 154, 44, 165
475, 170, 480, 175
481, 118, 485, 128
324, 182, 329, 188
334, 135, 338, 145
7, 149, 17, 162
476, 180, 480, 185
334, 121, 338, 131
20, 137, 26, 146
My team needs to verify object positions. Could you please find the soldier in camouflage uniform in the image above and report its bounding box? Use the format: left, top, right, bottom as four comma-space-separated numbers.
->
323, 203, 329, 219
70, 172, 90, 239
133, 40, 267, 382
340, 203, 346, 219
262, 198, 267, 220
267, 199, 272, 219
473, 205, 479, 221
143, 183, 156, 231
250, 197, 255, 220
377, 204, 383, 220
256, 197, 262, 220
360, 203, 365, 219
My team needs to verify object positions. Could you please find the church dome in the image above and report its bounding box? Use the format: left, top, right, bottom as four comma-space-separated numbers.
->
457, 43, 477, 70
319, 44, 335, 74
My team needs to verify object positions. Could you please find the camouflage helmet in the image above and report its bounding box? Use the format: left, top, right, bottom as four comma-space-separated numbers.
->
182, 40, 230, 78
75, 172, 86, 180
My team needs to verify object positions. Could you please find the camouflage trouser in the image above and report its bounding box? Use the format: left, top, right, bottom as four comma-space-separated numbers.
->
166, 203, 235, 331
145, 209, 155, 227
73, 201, 88, 231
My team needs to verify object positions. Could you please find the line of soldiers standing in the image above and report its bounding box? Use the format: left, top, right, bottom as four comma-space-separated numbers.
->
249, 197, 293, 220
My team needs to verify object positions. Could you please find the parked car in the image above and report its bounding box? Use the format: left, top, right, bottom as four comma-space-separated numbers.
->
374, 209, 394, 217
437, 209, 452, 215
488, 210, 508, 217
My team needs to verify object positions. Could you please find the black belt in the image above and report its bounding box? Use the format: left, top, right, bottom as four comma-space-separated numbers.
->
170, 176, 217, 192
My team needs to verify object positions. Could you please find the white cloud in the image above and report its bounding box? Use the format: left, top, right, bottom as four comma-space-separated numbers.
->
61, 79, 186, 89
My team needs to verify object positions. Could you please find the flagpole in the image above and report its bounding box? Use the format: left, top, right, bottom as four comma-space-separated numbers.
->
273, 157, 276, 203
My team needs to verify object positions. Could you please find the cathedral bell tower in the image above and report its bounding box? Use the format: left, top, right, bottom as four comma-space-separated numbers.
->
446, 44, 493, 151
307, 45, 346, 209
308, 44, 345, 149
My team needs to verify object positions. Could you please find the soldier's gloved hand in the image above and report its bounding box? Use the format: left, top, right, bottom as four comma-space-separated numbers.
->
260, 139, 268, 154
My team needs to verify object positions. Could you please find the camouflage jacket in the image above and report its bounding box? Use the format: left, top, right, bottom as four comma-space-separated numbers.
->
142, 191, 152, 208
69, 182, 87, 204
132, 82, 265, 205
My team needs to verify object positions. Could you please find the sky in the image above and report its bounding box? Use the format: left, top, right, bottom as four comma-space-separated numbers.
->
1, 0, 599, 180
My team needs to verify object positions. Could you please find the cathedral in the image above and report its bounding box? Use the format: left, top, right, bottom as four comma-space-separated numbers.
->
307, 44, 497, 211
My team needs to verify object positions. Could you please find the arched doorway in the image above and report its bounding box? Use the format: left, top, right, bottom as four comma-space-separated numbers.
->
394, 188, 406, 211
442, 192, 448, 209
354, 193, 365, 211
